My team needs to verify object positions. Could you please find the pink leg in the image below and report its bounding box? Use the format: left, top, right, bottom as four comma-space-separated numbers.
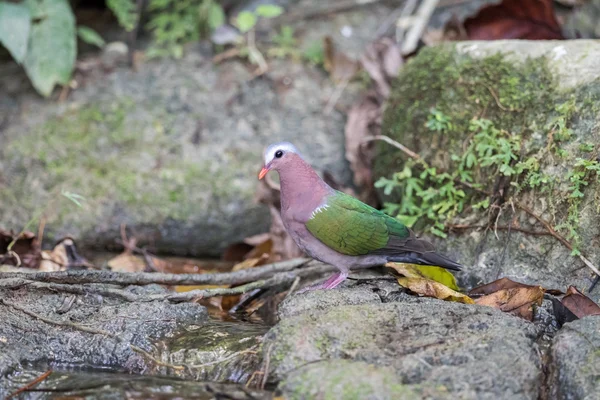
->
297, 271, 349, 294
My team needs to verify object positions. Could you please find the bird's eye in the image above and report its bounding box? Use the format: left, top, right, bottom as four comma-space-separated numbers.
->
275, 150, 284, 158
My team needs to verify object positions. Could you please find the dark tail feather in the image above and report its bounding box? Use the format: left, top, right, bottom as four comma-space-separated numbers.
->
387, 251, 462, 271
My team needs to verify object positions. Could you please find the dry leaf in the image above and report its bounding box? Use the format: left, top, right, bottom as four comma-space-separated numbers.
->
469, 277, 539, 296
397, 276, 474, 304
387, 262, 461, 291
360, 38, 402, 98
323, 36, 359, 83
0, 229, 40, 268
108, 252, 147, 273
40, 238, 92, 271
475, 286, 544, 320
561, 286, 600, 318
464, 0, 564, 40
387, 262, 472, 304
232, 254, 269, 272
344, 94, 381, 197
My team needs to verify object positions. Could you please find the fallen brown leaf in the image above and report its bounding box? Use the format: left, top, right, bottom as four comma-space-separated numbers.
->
40, 238, 92, 272
463, 0, 564, 40
344, 94, 381, 193
360, 38, 402, 98
475, 285, 544, 320
387, 262, 473, 304
397, 276, 474, 304
470, 277, 538, 296
561, 286, 600, 318
0, 229, 40, 268
323, 36, 359, 83
107, 252, 147, 273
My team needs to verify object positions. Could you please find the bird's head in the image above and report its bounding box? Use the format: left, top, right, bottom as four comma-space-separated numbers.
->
259, 142, 302, 179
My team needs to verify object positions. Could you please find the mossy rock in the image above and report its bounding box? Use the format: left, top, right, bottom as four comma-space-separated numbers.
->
0, 56, 351, 256
376, 40, 600, 294
264, 292, 541, 399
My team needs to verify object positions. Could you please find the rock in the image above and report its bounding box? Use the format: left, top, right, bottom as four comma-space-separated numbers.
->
549, 316, 600, 399
101, 41, 129, 68
265, 289, 543, 399
0, 55, 351, 257
278, 284, 381, 319
0, 284, 207, 392
376, 40, 600, 295
278, 360, 419, 400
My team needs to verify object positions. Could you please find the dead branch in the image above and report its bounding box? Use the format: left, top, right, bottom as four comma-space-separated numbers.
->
0, 258, 312, 286
361, 135, 421, 160
517, 202, 600, 278
0, 263, 335, 303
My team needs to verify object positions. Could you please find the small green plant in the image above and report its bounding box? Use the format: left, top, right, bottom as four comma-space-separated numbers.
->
377, 110, 534, 238
303, 40, 325, 67
232, 5, 283, 73
268, 25, 299, 59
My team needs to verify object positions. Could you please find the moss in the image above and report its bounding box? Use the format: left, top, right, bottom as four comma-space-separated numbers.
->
0, 97, 261, 246
279, 360, 418, 400
376, 44, 600, 249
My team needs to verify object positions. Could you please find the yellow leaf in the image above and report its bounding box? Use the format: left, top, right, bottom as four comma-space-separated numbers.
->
173, 284, 226, 293
397, 276, 474, 304
386, 262, 461, 291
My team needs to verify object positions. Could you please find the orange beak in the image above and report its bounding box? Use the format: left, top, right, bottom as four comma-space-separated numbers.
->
258, 166, 269, 180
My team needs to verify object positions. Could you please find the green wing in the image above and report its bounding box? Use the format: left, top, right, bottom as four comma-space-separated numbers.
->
305, 191, 409, 256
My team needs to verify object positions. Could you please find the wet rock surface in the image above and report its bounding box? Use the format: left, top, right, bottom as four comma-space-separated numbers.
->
3, 369, 271, 400
0, 285, 265, 398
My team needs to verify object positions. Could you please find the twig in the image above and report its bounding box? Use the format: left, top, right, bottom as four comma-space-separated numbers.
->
400, 0, 440, 55
393, 0, 418, 42
273, 0, 382, 26
446, 224, 551, 237
517, 202, 600, 278
0, 264, 335, 303
285, 276, 301, 299
483, 83, 508, 111
0, 298, 114, 336
247, 29, 268, 77
212, 47, 241, 64
6, 370, 52, 399
361, 135, 421, 160
260, 343, 273, 390
0, 258, 312, 286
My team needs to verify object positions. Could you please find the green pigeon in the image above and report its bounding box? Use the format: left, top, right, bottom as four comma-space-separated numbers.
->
259, 142, 462, 291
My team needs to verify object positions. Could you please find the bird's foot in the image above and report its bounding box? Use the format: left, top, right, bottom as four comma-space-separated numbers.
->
297, 271, 349, 294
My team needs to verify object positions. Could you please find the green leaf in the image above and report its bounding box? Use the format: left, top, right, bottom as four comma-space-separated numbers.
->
77, 26, 105, 48
0, 1, 31, 63
235, 11, 257, 33
207, 2, 225, 30
412, 265, 461, 291
107, 0, 137, 31
23, 0, 76, 97
255, 4, 283, 18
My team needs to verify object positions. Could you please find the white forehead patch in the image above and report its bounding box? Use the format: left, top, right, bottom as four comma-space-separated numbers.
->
263, 142, 301, 164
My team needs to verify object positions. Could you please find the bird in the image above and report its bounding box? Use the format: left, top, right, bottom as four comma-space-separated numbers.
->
258, 141, 462, 292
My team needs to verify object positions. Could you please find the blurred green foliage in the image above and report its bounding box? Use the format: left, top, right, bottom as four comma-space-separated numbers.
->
0, 0, 291, 96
